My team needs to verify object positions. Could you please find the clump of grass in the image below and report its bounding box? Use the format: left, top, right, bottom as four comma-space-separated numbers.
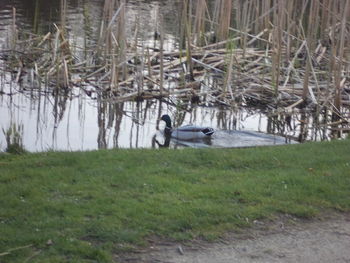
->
0, 140, 350, 262
2, 124, 26, 154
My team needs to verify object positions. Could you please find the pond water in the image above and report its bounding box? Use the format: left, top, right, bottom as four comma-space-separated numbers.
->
1, 82, 295, 151
0, 0, 337, 152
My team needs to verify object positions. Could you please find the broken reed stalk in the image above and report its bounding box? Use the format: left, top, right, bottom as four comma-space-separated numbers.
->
276, 1, 285, 96
116, 0, 127, 80
223, 48, 235, 100
110, 52, 118, 92
136, 44, 145, 97
236, 0, 249, 56
11, 7, 17, 49
159, 15, 164, 96
302, 0, 318, 101
97, 0, 116, 60
181, 0, 195, 80
185, 18, 194, 81
320, 0, 332, 41
332, 0, 350, 123
214, 0, 232, 42
60, 0, 67, 30
146, 48, 152, 82
193, 0, 207, 46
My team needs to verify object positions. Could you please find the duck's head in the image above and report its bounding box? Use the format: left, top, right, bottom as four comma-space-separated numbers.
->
160, 114, 172, 129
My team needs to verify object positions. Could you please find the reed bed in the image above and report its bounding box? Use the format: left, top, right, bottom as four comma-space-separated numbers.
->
1, 0, 349, 136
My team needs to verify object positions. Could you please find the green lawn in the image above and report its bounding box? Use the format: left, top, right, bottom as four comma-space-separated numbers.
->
1, 139, 350, 262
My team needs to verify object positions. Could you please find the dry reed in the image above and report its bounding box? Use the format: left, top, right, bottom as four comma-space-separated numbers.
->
1, 0, 349, 136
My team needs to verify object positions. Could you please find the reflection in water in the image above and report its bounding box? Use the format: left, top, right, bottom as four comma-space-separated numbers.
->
216, 106, 237, 130
0, 81, 273, 152
97, 91, 107, 149
113, 101, 124, 148
1, 80, 348, 152
265, 106, 350, 143
152, 133, 214, 149
152, 134, 171, 148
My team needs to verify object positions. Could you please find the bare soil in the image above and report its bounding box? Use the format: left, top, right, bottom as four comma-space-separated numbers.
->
117, 212, 350, 263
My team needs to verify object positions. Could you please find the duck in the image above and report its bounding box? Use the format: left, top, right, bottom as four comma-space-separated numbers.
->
160, 114, 214, 141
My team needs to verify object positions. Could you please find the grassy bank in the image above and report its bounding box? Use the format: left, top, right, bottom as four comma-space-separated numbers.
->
1, 140, 350, 262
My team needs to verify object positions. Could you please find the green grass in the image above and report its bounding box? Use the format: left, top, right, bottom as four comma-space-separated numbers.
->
1, 139, 350, 262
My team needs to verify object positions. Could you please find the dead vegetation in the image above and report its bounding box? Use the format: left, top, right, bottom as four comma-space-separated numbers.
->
1, 0, 350, 138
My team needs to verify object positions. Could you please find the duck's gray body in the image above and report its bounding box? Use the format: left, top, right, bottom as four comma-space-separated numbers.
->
161, 114, 214, 141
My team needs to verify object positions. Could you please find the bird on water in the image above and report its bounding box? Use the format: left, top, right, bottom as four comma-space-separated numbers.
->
160, 114, 214, 141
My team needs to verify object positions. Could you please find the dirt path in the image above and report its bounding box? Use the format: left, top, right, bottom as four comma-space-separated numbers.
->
117, 213, 350, 263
